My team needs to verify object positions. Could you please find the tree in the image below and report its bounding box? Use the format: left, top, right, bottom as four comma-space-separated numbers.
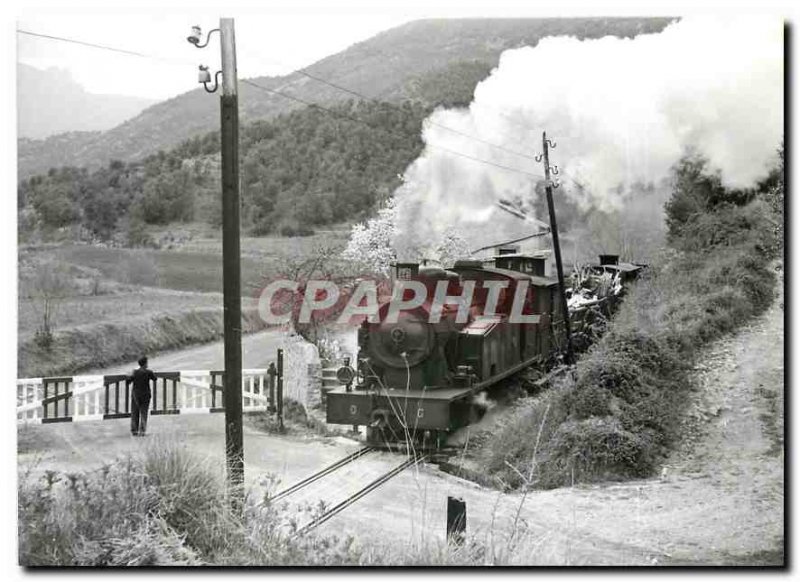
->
664, 154, 725, 240
126, 210, 153, 248
29, 261, 72, 349
265, 243, 357, 347
341, 198, 398, 276
434, 228, 472, 266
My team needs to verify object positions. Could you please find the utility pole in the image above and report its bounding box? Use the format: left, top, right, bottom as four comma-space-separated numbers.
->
219, 18, 244, 503
188, 17, 243, 507
539, 132, 574, 365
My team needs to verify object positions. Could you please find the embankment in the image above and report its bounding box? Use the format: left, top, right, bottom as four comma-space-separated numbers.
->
474, 161, 782, 490
18, 308, 270, 378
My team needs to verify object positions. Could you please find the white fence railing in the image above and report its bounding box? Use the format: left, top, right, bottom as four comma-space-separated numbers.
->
16, 369, 275, 425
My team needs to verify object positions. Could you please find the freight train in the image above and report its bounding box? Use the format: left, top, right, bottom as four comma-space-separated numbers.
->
326, 250, 645, 449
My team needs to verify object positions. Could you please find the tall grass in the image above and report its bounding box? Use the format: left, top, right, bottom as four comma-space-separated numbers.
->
18, 440, 357, 566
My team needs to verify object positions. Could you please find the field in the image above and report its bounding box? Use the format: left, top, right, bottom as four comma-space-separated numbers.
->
18, 288, 228, 341
16, 230, 350, 377
21, 229, 350, 294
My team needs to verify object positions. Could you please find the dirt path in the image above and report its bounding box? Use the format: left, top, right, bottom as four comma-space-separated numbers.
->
85, 329, 290, 376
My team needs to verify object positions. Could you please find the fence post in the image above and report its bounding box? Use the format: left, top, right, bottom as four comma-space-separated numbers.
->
43, 379, 49, 420
277, 349, 284, 431
267, 362, 277, 414
446, 496, 467, 545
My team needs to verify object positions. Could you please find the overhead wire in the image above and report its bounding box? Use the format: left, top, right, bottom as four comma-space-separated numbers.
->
248, 54, 591, 190
18, 27, 576, 185
281, 67, 542, 162
16, 29, 195, 66
240, 78, 544, 180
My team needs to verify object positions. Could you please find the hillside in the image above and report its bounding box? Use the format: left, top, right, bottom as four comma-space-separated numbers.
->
17, 64, 155, 139
18, 100, 428, 240
17, 17, 671, 179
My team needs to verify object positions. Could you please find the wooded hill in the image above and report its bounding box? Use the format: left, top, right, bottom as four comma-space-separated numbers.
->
18, 99, 428, 241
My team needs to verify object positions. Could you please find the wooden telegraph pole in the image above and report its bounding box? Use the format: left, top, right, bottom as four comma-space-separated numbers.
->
540, 132, 574, 365
219, 18, 244, 502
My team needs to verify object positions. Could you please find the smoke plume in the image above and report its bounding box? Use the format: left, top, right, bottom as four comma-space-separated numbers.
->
393, 17, 784, 260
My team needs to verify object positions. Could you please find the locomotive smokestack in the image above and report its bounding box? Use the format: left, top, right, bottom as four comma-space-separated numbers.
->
391, 262, 419, 282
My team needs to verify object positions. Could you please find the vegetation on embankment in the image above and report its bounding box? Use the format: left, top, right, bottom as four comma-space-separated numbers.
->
477, 148, 784, 490
18, 308, 269, 378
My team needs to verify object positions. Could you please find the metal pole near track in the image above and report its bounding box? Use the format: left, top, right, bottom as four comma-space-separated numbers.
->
447, 496, 467, 545
219, 17, 244, 506
540, 132, 574, 365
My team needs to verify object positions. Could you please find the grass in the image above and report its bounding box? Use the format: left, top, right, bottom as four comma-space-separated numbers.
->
31, 230, 351, 295
18, 438, 590, 566
245, 398, 336, 438
17, 288, 229, 340
51, 245, 269, 295
477, 197, 780, 490
16, 439, 531, 566
18, 306, 269, 378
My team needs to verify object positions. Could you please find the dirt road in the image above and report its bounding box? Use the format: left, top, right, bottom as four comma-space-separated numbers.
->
86, 329, 292, 376
18, 278, 784, 565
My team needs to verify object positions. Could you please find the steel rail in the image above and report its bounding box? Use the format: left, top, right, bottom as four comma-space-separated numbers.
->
293, 453, 427, 537
267, 447, 376, 503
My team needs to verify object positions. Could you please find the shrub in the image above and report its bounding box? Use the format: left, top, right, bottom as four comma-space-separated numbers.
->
18, 441, 375, 566
543, 417, 652, 485
18, 455, 200, 566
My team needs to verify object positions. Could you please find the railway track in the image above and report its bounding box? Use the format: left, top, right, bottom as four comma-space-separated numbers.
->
266, 447, 427, 536
268, 446, 377, 503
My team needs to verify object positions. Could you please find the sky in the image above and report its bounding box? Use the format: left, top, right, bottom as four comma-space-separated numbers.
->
17, 12, 413, 100
15, 0, 795, 101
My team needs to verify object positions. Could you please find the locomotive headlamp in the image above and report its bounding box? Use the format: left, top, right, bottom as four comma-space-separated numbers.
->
336, 357, 356, 387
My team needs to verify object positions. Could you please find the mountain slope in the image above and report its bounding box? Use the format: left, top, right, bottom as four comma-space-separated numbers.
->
17, 64, 155, 139
18, 17, 672, 179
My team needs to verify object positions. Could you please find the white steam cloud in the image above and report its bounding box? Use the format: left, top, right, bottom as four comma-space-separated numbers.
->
393, 17, 783, 259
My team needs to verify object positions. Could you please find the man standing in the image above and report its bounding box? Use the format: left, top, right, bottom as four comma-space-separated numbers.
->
127, 356, 156, 436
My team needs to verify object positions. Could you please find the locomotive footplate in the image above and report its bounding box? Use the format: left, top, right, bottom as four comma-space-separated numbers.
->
326, 386, 476, 431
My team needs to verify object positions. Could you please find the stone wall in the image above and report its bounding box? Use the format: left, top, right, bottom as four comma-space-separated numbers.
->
281, 333, 322, 410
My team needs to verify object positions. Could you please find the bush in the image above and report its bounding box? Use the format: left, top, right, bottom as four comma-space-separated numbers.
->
18, 453, 201, 566
17, 440, 374, 566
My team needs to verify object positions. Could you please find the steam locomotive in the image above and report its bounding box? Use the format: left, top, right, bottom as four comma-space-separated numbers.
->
326, 250, 644, 449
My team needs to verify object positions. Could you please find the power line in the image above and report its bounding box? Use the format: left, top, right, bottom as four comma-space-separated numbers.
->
16, 29, 194, 66
286, 67, 541, 162
17, 27, 545, 182
241, 78, 543, 180
334, 44, 549, 141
